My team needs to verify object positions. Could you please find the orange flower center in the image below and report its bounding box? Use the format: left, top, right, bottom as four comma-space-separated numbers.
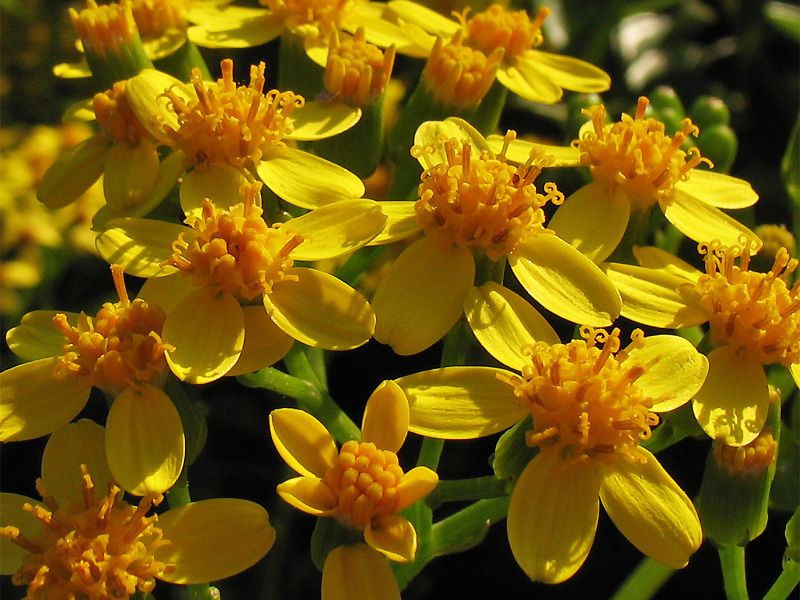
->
714, 428, 777, 477
323, 440, 404, 528
165, 191, 303, 300
69, 0, 140, 58
1, 468, 173, 600
160, 59, 304, 170
53, 266, 169, 394
324, 28, 395, 106
575, 96, 711, 211
130, 0, 187, 40
93, 80, 152, 146
261, 0, 353, 34
695, 240, 800, 365
461, 4, 548, 59
504, 327, 659, 465
412, 132, 562, 260
422, 30, 503, 109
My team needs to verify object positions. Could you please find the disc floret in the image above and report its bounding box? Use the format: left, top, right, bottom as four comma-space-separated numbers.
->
461, 4, 549, 59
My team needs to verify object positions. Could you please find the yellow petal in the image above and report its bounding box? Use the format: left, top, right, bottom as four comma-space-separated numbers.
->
395, 366, 525, 439
187, 13, 281, 49
138, 273, 195, 314
632, 246, 701, 284
369, 202, 420, 244
287, 101, 362, 141
365, 514, 417, 562
1, 493, 43, 576
106, 385, 185, 495
386, 0, 460, 37
96, 218, 185, 278
465, 282, 559, 372
791, 363, 800, 389
597, 447, 702, 568
345, 4, 415, 48
42, 419, 111, 508
372, 237, 475, 356
549, 183, 630, 263
288, 199, 387, 261
225, 306, 294, 377
487, 135, 582, 167
692, 346, 769, 446
413, 120, 475, 168
496, 61, 563, 105
0, 358, 89, 442
361, 380, 409, 453
626, 334, 710, 412
507, 452, 599, 583
163, 290, 245, 384
524, 49, 611, 93
53, 60, 91, 79
103, 140, 161, 214
256, 147, 365, 209
675, 169, 758, 209
155, 498, 276, 584
180, 163, 249, 218
6, 310, 77, 361
510, 233, 621, 327
37, 135, 108, 209
125, 69, 192, 143
269, 408, 337, 478
267, 268, 375, 350
604, 263, 707, 329
321, 544, 401, 600
662, 192, 760, 247
396, 466, 438, 512
277, 476, 339, 515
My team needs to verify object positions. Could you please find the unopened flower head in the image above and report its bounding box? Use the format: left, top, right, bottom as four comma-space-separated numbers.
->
695, 238, 800, 366
505, 327, 658, 466
130, 0, 188, 41
69, 0, 140, 59
411, 130, 561, 260
422, 30, 502, 109
160, 59, 304, 169
460, 4, 549, 59
576, 96, 712, 211
714, 427, 778, 478
261, 0, 352, 36
93, 80, 152, 147
325, 29, 395, 106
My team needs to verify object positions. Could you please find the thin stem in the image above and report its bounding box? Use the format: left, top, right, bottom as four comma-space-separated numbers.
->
762, 561, 800, 600
430, 497, 509, 556
431, 476, 507, 505
719, 544, 749, 600
610, 557, 676, 600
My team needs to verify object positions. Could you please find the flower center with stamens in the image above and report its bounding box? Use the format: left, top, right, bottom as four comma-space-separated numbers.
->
695, 240, 800, 365
325, 29, 395, 106
160, 59, 304, 170
165, 195, 303, 300
53, 266, 169, 394
94, 81, 152, 146
261, 0, 353, 34
461, 4, 549, 59
575, 97, 712, 211
422, 30, 503, 109
69, 0, 140, 58
504, 327, 659, 465
1, 468, 174, 600
130, 0, 187, 40
411, 132, 562, 260
714, 428, 777, 477
323, 440, 404, 528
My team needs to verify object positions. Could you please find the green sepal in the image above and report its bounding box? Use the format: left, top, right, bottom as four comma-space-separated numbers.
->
310, 517, 363, 572
470, 79, 508, 136
492, 415, 538, 493
152, 40, 211, 83
163, 374, 208, 465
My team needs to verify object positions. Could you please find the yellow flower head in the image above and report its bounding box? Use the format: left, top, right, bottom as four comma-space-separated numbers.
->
695, 238, 800, 366
714, 426, 778, 478
576, 96, 711, 211
69, 0, 140, 60
130, 0, 188, 42
325, 29, 396, 106
262, 0, 353, 35
459, 3, 548, 59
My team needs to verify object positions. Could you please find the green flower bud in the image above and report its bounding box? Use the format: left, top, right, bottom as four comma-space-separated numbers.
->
689, 96, 732, 128
696, 124, 738, 173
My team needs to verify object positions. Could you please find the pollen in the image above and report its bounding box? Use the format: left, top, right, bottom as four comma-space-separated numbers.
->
461, 4, 549, 59
165, 188, 303, 300
159, 59, 304, 170
324, 29, 395, 106
323, 440, 404, 529
713, 427, 778, 477
411, 131, 562, 260
93, 80, 152, 146
1, 467, 174, 600
53, 265, 170, 394
69, 0, 140, 58
261, 0, 352, 37
422, 30, 503, 109
695, 239, 800, 366
506, 327, 659, 465
130, 0, 188, 41
575, 97, 712, 211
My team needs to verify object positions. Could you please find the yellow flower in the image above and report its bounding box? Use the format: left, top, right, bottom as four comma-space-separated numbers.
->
96, 183, 384, 383
396, 283, 708, 582
124, 59, 366, 212
386, 2, 610, 103
269, 380, 438, 595
1, 420, 275, 598
1, 266, 184, 495
365, 119, 620, 355
605, 240, 800, 446
493, 97, 759, 261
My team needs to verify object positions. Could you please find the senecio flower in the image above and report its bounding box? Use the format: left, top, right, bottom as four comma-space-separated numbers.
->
97, 182, 383, 383
0, 265, 184, 495
606, 240, 800, 446
387, 2, 610, 103
494, 96, 759, 261
124, 58, 365, 214
1, 420, 274, 599
396, 282, 708, 582
364, 119, 620, 355
269, 381, 438, 599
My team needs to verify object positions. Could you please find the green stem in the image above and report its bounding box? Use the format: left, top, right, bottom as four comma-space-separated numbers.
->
610, 557, 676, 600
719, 544, 749, 600
762, 561, 800, 600
416, 438, 444, 471
430, 476, 507, 505
430, 497, 509, 556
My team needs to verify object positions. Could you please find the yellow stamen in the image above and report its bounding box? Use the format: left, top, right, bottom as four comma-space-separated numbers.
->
713, 427, 778, 477
93, 80, 152, 146
324, 29, 395, 106
461, 4, 549, 59
69, 0, 140, 58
